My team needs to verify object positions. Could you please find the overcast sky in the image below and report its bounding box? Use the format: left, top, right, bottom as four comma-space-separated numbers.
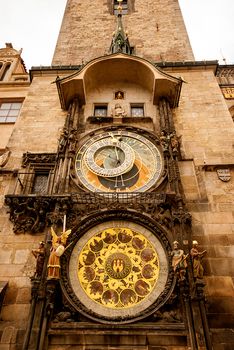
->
0, 0, 233, 70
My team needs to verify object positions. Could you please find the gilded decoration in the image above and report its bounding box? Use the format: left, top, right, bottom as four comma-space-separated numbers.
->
77, 227, 159, 309
67, 219, 170, 322
222, 87, 234, 99
75, 130, 164, 193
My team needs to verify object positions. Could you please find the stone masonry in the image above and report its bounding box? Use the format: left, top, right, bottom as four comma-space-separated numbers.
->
53, 0, 194, 65
0, 1, 234, 349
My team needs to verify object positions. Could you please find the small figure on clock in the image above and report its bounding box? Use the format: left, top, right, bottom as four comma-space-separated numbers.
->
47, 227, 71, 279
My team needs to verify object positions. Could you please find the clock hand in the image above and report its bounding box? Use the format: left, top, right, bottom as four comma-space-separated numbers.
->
114, 146, 120, 165
114, 174, 125, 188
108, 154, 117, 161
120, 174, 125, 187
114, 175, 118, 188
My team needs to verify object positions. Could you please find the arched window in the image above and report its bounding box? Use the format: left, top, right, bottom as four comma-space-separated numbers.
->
229, 105, 234, 122
0, 62, 11, 81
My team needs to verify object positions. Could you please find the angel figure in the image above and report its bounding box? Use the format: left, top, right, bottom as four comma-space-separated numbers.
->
47, 227, 71, 280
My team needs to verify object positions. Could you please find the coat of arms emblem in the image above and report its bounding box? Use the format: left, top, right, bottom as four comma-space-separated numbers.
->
217, 168, 231, 182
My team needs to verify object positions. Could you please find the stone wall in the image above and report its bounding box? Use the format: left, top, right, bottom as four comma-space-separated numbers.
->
174, 67, 234, 331
0, 63, 233, 349
0, 85, 29, 149
6, 75, 66, 164
52, 0, 194, 66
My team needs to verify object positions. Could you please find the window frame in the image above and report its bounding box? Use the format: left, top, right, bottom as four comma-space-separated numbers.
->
0, 62, 11, 81
130, 103, 145, 117
0, 100, 23, 123
94, 104, 108, 117
31, 168, 51, 195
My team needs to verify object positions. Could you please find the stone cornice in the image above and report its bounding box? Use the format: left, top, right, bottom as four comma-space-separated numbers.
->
29, 60, 221, 80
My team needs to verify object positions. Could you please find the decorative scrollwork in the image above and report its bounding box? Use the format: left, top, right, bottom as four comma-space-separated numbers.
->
5, 196, 54, 233
172, 207, 192, 226
22, 152, 56, 167
5, 192, 183, 234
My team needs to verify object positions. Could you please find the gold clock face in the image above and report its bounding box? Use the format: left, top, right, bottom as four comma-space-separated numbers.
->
69, 221, 169, 320
78, 228, 159, 309
75, 130, 163, 193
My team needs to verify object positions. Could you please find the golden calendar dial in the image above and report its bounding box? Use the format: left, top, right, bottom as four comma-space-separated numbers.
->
75, 130, 163, 193
78, 228, 159, 309
67, 220, 170, 323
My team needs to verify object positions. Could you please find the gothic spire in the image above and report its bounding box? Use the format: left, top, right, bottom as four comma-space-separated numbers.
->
110, 0, 131, 54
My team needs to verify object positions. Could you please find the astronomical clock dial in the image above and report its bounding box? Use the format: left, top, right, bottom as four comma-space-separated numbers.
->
67, 220, 170, 323
75, 130, 163, 193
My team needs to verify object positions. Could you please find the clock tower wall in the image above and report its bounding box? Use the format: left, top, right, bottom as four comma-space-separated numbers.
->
1, 1, 234, 349
6, 74, 66, 167
84, 82, 156, 128
173, 68, 234, 164
52, 0, 194, 66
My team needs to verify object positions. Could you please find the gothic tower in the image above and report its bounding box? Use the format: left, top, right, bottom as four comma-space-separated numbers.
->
0, 1, 234, 350
52, 0, 194, 64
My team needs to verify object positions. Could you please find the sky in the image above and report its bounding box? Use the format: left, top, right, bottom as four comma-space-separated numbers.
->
0, 0, 233, 70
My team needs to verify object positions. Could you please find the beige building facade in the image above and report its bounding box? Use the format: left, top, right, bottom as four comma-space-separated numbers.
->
0, 1, 234, 349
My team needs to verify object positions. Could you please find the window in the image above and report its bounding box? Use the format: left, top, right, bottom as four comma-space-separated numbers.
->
0, 63, 11, 81
94, 105, 108, 117
0, 102, 22, 123
19, 152, 56, 195
131, 104, 144, 117
130, 46, 135, 55
32, 171, 49, 194
114, 0, 128, 15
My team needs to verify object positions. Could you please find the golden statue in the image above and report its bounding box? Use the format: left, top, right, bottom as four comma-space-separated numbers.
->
47, 227, 71, 279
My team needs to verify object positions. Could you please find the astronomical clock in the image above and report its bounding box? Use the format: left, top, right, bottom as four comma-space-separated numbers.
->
74, 129, 164, 193
59, 127, 174, 323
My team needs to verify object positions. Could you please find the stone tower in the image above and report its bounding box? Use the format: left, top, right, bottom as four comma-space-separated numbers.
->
0, 1, 234, 350
52, 0, 194, 64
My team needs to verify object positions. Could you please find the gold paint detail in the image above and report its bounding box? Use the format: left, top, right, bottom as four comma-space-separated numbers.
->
77, 227, 159, 309
222, 87, 234, 99
106, 252, 132, 279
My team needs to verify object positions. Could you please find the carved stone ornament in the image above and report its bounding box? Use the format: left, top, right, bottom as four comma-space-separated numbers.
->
0, 149, 11, 168
172, 207, 192, 226
5, 196, 56, 234
217, 168, 231, 182
0, 45, 19, 57
5, 191, 182, 234
22, 152, 56, 167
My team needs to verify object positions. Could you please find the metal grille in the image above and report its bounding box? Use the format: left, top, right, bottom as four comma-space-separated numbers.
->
32, 174, 48, 194
71, 192, 166, 204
